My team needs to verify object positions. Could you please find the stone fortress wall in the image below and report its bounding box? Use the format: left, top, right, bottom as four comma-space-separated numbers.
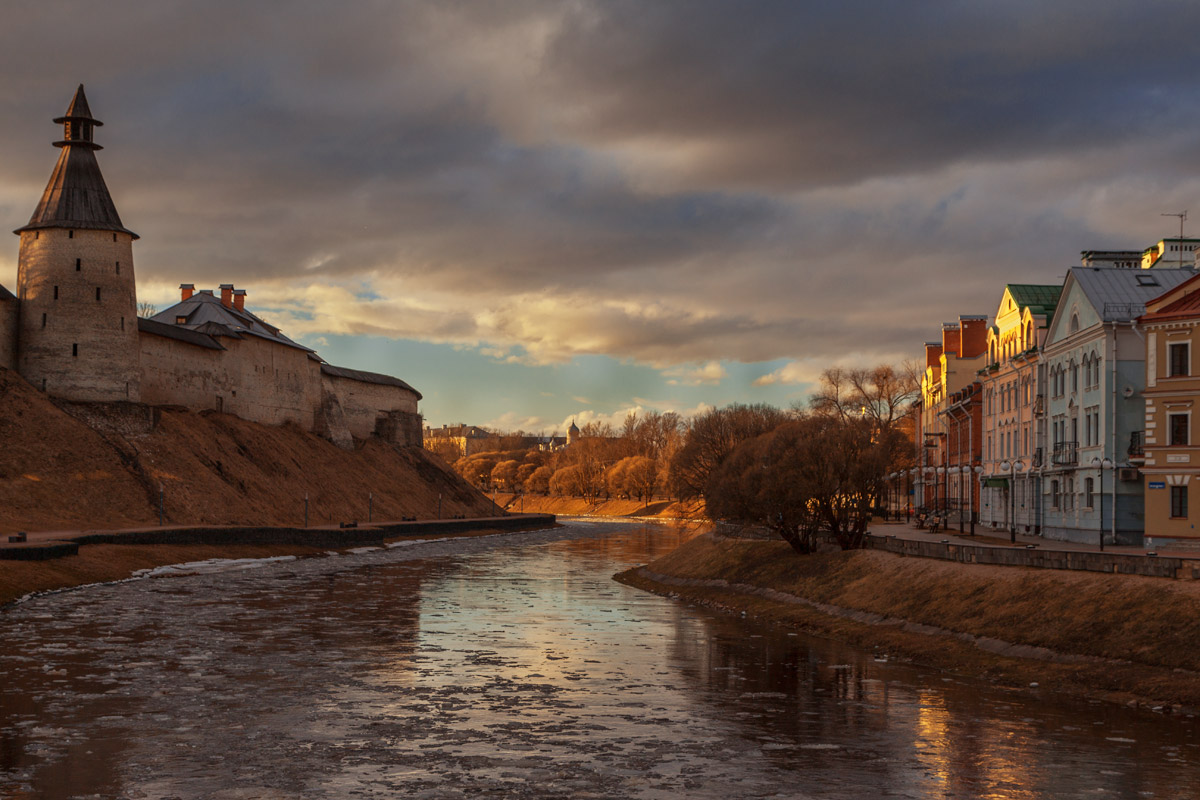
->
0, 85, 423, 450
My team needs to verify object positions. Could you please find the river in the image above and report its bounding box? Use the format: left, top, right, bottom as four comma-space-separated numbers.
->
1, 519, 1198, 798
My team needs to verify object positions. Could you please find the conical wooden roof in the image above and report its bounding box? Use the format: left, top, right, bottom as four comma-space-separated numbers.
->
15, 85, 136, 238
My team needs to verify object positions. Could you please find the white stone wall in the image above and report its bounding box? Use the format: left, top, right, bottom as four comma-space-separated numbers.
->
0, 295, 17, 370
139, 332, 321, 428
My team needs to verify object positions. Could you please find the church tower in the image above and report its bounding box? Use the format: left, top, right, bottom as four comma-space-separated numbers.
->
15, 85, 141, 401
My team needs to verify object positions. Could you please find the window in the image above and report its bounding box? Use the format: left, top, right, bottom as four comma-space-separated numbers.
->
1136, 274, 1160, 287
116, 261, 120, 274
1071, 361, 1078, 392
53, 285, 58, 300
72, 343, 78, 357
1170, 343, 1189, 377
1051, 480, 1060, 509
175, 315, 187, 325
120, 316, 125, 331
1070, 313, 1080, 334
113, 233, 117, 242
1066, 477, 1074, 511
1085, 477, 1095, 509
1171, 486, 1188, 519
95, 287, 101, 301
68, 230, 73, 239
75, 258, 81, 271
41, 313, 46, 328
1170, 413, 1189, 446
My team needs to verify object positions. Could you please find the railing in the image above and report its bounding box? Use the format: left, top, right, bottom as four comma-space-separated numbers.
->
1128, 431, 1145, 458
1051, 441, 1078, 466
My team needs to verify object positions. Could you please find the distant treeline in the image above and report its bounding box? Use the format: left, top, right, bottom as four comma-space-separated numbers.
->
449, 363, 917, 552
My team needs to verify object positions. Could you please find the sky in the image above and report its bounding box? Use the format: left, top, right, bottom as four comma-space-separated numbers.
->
3, 1, 1200, 435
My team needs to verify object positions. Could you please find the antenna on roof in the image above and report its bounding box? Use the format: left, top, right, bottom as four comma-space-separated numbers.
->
1162, 210, 1188, 266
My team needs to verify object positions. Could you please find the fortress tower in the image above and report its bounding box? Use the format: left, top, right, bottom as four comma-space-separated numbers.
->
14, 85, 141, 401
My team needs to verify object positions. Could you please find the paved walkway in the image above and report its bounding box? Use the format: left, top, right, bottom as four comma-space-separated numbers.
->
870, 518, 1200, 561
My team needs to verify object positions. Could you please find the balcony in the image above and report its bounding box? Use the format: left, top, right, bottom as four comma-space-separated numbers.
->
1128, 431, 1145, 459
1051, 441, 1078, 466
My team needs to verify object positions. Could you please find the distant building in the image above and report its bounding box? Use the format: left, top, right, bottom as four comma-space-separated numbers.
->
978, 284, 1061, 533
0, 85, 422, 449
913, 316, 988, 513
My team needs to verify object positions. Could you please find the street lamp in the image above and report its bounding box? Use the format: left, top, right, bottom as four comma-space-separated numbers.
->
972, 464, 984, 536
1090, 456, 1114, 551
999, 459, 1026, 543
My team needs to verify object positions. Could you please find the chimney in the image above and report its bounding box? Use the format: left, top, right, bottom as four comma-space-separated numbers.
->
180, 283, 195, 301
958, 315, 989, 358
233, 289, 246, 312
924, 341, 943, 371
219, 284, 234, 308
941, 323, 961, 357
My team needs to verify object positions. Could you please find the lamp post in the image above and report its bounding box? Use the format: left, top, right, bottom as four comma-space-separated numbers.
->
972, 464, 984, 536
908, 468, 917, 521
936, 466, 946, 515
1090, 457, 1114, 551
999, 459, 1026, 543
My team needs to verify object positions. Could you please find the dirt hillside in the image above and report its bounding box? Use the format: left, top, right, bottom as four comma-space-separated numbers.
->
0, 367, 497, 534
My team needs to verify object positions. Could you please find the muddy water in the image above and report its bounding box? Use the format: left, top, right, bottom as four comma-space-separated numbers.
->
1, 520, 1199, 799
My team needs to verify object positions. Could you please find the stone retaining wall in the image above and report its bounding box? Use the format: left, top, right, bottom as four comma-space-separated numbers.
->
0, 514, 556, 562
865, 533, 1198, 580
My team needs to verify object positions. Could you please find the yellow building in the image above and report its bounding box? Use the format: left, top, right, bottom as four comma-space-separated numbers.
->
1139, 272, 1200, 541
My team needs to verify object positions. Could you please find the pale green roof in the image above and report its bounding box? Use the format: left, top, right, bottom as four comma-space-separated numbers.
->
1006, 284, 1062, 317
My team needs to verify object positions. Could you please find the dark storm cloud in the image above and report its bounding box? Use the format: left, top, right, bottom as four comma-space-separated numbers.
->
1, 1, 1198, 369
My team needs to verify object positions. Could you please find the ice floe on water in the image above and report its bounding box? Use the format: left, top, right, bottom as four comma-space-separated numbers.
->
131, 555, 299, 578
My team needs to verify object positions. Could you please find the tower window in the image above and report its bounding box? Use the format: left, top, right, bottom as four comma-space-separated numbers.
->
41, 313, 46, 328
115, 261, 120, 274
120, 316, 125, 331
72, 343, 78, 357
96, 287, 101, 301
112, 233, 117, 242
76, 259, 81, 271
34, 231, 39, 240
68, 230, 73, 239
53, 285, 58, 300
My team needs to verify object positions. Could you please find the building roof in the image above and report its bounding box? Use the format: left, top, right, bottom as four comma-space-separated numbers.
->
148, 291, 313, 353
1070, 267, 1195, 321
320, 363, 421, 399
15, 85, 137, 238
1139, 271, 1200, 323
137, 317, 226, 350
0, 284, 15, 301
1005, 284, 1062, 316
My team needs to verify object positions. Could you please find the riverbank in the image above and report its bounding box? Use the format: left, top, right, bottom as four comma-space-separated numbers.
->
492, 493, 704, 519
616, 531, 1200, 712
0, 519, 553, 607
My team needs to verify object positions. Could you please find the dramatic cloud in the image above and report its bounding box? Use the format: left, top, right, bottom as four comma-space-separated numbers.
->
2, 1, 1199, 425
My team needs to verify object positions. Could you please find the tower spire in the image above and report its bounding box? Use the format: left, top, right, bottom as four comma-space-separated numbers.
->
15, 84, 136, 237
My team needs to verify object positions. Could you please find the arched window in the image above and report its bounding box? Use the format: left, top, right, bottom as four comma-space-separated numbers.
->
1070, 313, 1080, 334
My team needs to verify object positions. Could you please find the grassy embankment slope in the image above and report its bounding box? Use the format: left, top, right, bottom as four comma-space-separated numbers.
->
0, 366, 508, 604
492, 492, 704, 519
0, 366, 497, 534
619, 532, 1200, 710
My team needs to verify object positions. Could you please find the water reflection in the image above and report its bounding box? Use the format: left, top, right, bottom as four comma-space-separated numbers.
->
0, 520, 1197, 799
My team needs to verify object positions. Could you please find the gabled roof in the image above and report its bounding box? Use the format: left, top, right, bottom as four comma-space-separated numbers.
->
15, 85, 136, 238
1139, 271, 1200, 323
137, 317, 225, 351
1005, 284, 1061, 317
1069, 267, 1194, 322
148, 292, 313, 353
320, 363, 421, 399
